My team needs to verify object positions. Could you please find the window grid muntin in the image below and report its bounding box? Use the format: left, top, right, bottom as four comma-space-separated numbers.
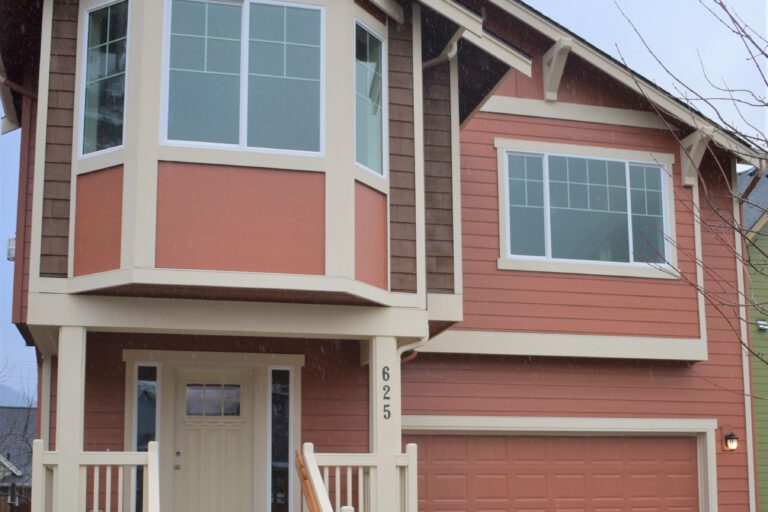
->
165, 0, 324, 153
505, 150, 669, 265
82, 0, 129, 155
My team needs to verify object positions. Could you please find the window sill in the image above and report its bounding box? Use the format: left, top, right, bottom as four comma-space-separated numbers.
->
496, 257, 679, 279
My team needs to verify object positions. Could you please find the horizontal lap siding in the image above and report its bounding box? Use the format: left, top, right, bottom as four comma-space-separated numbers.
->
41, 0, 77, 277
407, 156, 750, 510
459, 113, 701, 338
389, 6, 417, 293
423, 61, 454, 293
75, 335, 369, 454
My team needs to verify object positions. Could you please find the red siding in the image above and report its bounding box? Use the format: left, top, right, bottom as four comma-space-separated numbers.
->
74, 334, 369, 454
156, 162, 325, 275
459, 113, 700, 338
355, 182, 388, 290
74, 166, 123, 276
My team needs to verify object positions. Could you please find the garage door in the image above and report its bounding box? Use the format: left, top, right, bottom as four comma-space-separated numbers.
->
404, 435, 699, 512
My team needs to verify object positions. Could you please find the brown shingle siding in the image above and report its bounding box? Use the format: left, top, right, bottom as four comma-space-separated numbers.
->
423, 62, 454, 293
41, 0, 77, 277
389, 5, 417, 293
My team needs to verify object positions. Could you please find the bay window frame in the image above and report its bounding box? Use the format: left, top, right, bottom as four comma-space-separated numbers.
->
160, 0, 327, 157
494, 137, 679, 279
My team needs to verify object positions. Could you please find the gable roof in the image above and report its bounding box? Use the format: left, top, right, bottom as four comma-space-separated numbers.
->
486, 0, 767, 168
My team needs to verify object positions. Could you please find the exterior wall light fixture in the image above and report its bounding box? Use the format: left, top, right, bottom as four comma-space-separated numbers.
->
724, 432, 739, 451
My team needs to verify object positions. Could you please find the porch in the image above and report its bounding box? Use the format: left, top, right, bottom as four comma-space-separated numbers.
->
29, 327, 420, 512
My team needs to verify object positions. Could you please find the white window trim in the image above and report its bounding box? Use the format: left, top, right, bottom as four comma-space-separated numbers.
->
353, 18, 389, 180
160, 0, 327, 157
494, 137, 679, 279
77, 0, 131, 160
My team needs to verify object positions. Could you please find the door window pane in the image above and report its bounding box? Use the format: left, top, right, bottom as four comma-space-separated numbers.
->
186, 384, 241, 417
355, 25, 384, 174
83, 1, 128, 154
248, 4, 321, 151
168, 0, 241, 144
271, 370, 290, 512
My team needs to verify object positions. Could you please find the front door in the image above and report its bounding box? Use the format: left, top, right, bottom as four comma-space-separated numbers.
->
173, 369, 256, 512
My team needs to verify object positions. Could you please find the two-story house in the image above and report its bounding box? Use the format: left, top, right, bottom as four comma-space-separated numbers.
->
3, 0, 767, 511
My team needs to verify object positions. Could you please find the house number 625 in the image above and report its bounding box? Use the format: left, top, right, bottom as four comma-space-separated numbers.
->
382, 366, 391, 420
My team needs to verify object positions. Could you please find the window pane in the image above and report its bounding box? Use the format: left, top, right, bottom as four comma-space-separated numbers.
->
568, 157, 587, 183
549, 156, 567, 181
170, 35, 205, 71
207, 38, 240, 74
551, 209, 630, 262
250, 3, 285, 42
508, 153, 545, 257
250, 41, 284, 76
355, 25, 384, 173
248, 76, 320, 150
271, 370, 290, 512
136, 367, 157, 451
208, 3, 241, 38
171, 0, 205, 35
286, 44, 320, 79
83, 1, 128, 154
186, 385, 204, 416
169, 71, 240, 143
286, 7, 320, 45
630, 165, 665, 263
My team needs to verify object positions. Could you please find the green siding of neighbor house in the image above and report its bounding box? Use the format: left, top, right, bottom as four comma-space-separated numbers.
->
749, 225, 768, 511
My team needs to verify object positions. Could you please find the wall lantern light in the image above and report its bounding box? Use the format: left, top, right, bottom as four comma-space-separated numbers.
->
724, 432, 739, 451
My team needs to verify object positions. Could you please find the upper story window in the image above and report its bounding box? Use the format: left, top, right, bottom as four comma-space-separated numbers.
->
83, 0, 128, 155
505, 151, 669, 265
355, 23, 385, 175
167, 0, 322, 153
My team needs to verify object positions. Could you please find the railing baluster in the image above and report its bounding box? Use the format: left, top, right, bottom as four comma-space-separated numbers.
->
334, 466, 340, 512
117, 466, 124, 512
79, 466, 87, 512
346, 466, 352, 507
323, 466, 329, 492
358, 466, 364, 512
128, 466, 137, 512
143, 463, 149, 512
94, 465, 100, 512
106, 466, 112, 512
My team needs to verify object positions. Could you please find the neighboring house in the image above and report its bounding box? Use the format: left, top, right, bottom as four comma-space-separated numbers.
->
0, 407, 36, 512
2, 1, 767, 512
739, 168, 768, 511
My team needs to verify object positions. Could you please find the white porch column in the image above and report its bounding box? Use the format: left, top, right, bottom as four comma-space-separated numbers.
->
54, 326, 87, 509
39, 354, 52, 449
369, 336, 401, 509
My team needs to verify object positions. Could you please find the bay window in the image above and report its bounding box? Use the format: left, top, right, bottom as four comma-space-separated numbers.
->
83, 0, 128, 155
166, 0, 322, 152
505, 150, 669, 266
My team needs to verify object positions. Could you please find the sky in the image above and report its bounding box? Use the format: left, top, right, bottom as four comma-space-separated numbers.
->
0, 0, 765, 404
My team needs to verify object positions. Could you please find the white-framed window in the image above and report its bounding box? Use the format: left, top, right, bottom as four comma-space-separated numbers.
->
354, 21, 386, 176
82, 0, 129, 155
503, 150, 671, 266
165, 0, 324, 153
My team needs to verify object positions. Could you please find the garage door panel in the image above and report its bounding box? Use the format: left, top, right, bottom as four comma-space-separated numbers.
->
406, 435, 699, 512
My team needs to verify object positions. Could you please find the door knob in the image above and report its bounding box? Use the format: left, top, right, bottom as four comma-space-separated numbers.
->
175, 464, 182, 470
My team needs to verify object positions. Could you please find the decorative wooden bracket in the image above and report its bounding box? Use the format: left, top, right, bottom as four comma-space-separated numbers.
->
680, 128, 714, 187
423, 28, 464, 69
371, 0, 404, 24
543, 37, 572, 102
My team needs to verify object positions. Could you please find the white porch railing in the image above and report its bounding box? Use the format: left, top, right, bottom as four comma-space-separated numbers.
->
299, 442, 418, 512
30, 439, 160, 512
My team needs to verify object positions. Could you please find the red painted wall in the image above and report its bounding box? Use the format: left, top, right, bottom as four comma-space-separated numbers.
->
74, 166, 123, 277
355, 182, 389, 290
156, 162, 325, 275
72, 334, 369, 454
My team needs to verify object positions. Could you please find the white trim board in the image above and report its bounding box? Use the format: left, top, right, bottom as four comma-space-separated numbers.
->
481, 96, 669, 130
421, 330, 708, 361
402, 415, 718, 512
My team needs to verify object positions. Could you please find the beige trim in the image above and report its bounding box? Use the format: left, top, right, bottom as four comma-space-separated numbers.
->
27, 293, 429, 340
496, 258, 678, 279
481, 96, 669, 130
691, 179, 708, 343
493, 137, 676, 164
28, 0, 54, 293
680, 129, 714, 187
370, 0, 403, 23
412, 4, 427, 304
461, 30, 532, 77
426, 293, 463, 323
39, 357, 52, 450
402, 414, 718, 512
449, 55, 463, 295
733, 163, 757, 512
122, 350, 305, 367
487, 0, 766, 168
418, 0, 483, 36
421, 329, 708, 361
542, 38, 571, 101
